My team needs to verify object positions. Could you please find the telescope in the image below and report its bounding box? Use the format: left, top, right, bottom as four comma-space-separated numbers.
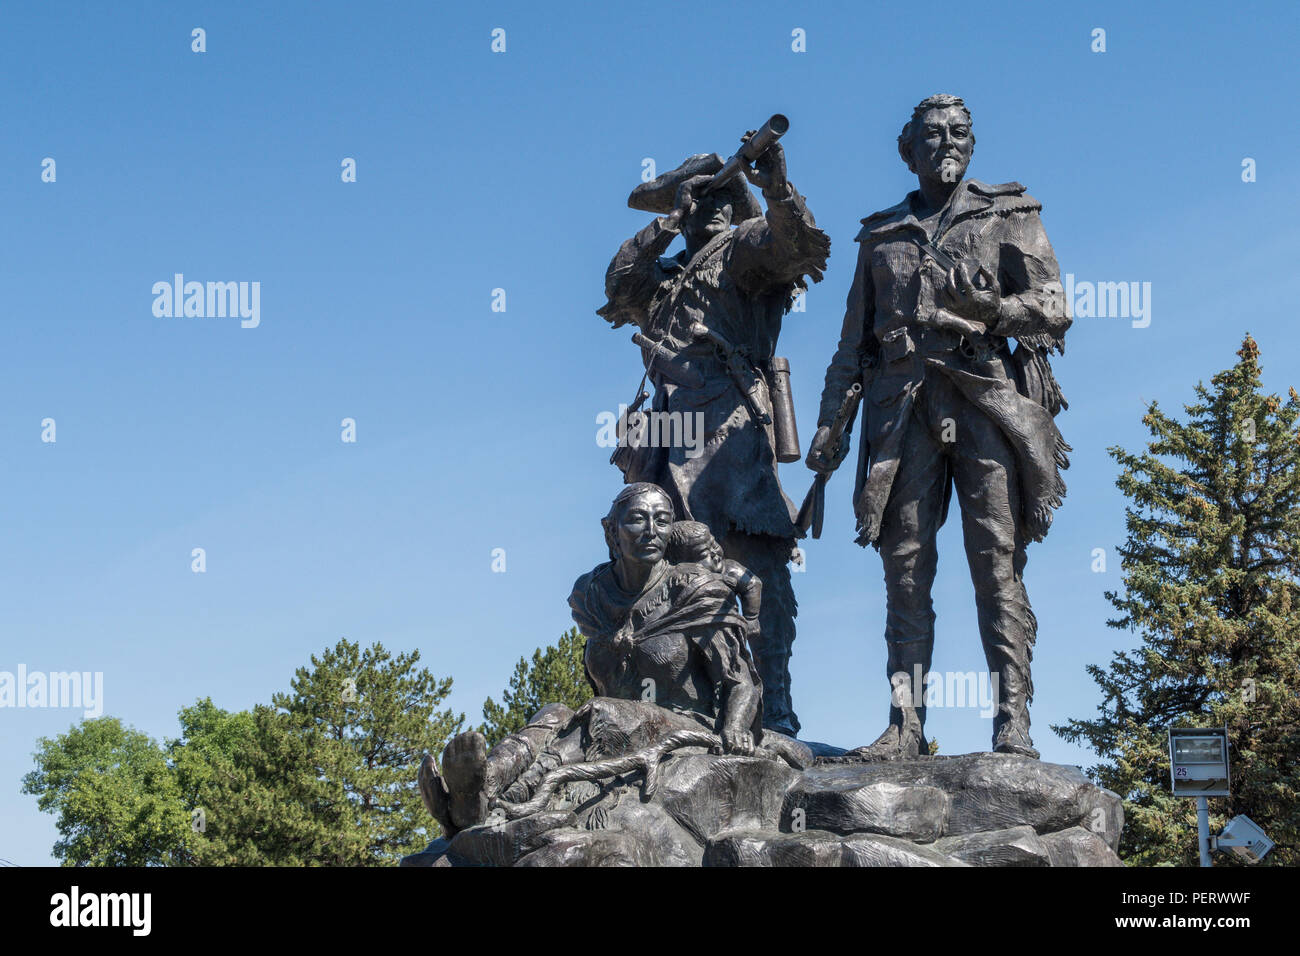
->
703, 114, 789, 194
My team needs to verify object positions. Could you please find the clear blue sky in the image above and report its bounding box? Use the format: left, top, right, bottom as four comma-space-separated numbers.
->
2, 1, 1297, 865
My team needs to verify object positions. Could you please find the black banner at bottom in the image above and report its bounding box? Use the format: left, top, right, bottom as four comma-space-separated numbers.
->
0, 863, 1283, 943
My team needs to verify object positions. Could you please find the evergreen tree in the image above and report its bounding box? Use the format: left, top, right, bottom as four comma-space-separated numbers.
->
1054, 335, 1300, 865
168, 698, 256, 861
480, 628, 593, 748
168, 698, 360, 866
186, 702, 369, 865
269, 639, 464, 864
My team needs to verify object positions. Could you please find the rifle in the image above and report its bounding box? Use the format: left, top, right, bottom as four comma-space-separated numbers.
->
795, 382, 862, 539
689, 322, 771, 426
630, 332, 705, 389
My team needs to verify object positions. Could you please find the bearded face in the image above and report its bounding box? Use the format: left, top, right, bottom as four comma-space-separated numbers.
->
904, 105, 973, 185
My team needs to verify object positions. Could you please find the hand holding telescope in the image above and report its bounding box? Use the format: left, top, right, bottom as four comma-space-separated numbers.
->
703, 114, 790, 196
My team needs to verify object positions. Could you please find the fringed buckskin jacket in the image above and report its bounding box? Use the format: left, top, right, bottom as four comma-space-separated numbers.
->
817, 178, 1072, 547
599, 186, 831, 540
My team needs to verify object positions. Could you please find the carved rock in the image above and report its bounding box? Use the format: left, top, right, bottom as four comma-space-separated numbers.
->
934, 824, 1051, 866
399, 837, 460, 868
785, 775, 949, 842
657, 753, 799, 845
1040, 826, 1125, 867
402, 733, 1127, 867
704, 829, 965, 867
445, 810, 576, 867
808, 753, 1124, 849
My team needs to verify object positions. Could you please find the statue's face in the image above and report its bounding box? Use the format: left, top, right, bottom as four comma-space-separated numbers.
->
683, 193, 733, 247
907, 105, 972, 183
612, 491, 674, 564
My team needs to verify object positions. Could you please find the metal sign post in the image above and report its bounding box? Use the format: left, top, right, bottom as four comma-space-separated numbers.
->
1168, 726, 1231, 868
1196, 797, 1211, 867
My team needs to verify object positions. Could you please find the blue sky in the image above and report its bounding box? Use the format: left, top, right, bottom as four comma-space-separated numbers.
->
2, 1, 1297, 865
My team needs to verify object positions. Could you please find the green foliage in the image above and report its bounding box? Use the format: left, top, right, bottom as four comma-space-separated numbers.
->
480, 628, 593, 748
25, 640, 463, 866
270, 639, 463, 863
168, 698, 256, 839
22, 717, 189, 867
169, 698, 363, 866
1054, 336, 1300, 865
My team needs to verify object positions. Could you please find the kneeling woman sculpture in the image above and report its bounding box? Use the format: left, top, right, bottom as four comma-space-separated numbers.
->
420, 482, 807, 836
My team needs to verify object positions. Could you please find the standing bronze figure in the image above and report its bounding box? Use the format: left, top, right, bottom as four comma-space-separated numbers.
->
807, 94, 1071, 759
598, 118, 830, 737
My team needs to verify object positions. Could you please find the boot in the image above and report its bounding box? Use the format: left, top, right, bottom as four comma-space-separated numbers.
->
846, 706, 927, 762
847, 640, 931, 761
993, 716, 1038, 759
990, 650, 1038, 758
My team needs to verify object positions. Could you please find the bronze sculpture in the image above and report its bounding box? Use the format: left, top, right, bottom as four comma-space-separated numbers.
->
807, 94, 1071, 760
570, 483, 764, 756
407, 106, 1131, 868
419, 483, 808, 838
597, 119, 830, 736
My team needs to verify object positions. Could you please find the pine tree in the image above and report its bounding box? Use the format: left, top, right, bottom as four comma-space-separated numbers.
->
269, 639, 464, 863
169, 699, 367, 866
480, 628, 593, 748
1054, 335, 1300, 865
171, 642, 463, 865
168, 699, 257, 865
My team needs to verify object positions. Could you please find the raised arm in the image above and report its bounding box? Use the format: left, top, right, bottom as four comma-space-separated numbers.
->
595, 215, 681, 331
728, 142, 830, 290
